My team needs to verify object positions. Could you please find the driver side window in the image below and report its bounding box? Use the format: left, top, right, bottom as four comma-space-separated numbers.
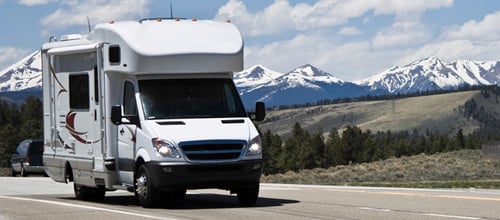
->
123, 81, 137, 116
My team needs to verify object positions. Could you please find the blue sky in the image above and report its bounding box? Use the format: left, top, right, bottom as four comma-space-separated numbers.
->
1, 0, 499, 81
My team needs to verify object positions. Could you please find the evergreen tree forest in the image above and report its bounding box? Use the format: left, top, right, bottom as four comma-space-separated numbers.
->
0, 96, 43, 167
261, 123, 484, 175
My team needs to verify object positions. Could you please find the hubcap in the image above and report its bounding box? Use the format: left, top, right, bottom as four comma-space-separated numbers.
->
136, 173, 148, 198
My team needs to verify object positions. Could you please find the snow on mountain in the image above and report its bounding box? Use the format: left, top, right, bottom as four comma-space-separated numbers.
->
2, 51, 499, 107
0, 51, 42, 92
235, 64, 375, 107
233, 65, 283, 94
358, 57, 500, 94
276, 64, 344, 90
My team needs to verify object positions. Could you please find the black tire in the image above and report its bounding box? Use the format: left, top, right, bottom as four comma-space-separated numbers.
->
74, 183, 91, 201
10, 166, 17, 177
74, 184, 106, 201
237, 184, 259, 206
135, 164, 159, 208
74, 183, 90, 200
20, 166, 28, 177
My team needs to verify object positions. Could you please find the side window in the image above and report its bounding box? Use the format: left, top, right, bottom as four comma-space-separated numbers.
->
109, 45, 120, 65
69, 74, 89, 110
123, 81, 137, 116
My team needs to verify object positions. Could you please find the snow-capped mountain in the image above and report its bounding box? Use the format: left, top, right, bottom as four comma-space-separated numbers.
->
233, 65, 283, 94
0, 51, 42, 92
358, 57, 500, 94
235, 64, 378, 107
2, 51, 499, 107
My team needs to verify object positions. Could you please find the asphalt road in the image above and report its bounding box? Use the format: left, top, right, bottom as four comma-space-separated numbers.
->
1, 177, 500, 220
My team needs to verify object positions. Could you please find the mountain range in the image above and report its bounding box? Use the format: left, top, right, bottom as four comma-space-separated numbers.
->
0, 51, 499, 107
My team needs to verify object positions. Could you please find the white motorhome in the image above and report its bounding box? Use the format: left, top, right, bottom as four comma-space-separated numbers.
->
42, 18, 265, 208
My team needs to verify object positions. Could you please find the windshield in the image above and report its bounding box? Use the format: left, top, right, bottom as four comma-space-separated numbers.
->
139, 78, 247, 120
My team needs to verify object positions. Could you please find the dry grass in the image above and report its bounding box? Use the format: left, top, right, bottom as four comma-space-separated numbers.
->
262, 150, 500, 188
260, 91, 482, 138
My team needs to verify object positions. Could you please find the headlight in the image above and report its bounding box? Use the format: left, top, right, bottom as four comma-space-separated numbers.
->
152, 138, 181, 158
246, 136, 262, 156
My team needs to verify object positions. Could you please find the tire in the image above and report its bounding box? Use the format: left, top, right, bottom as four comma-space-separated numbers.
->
74, 184, 106, 201
74, 183, 91, 201
135, 164, 159, 208
10, 166, 17, 177
20, 166, 28, 177
237, 184, 259, 206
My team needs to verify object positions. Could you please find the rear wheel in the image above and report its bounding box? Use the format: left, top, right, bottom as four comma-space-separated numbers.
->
236, 184, 259, 206
74, 184, 106, 201
135, 164, 159, 208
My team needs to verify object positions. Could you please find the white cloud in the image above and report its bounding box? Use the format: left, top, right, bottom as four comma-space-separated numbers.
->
216, 0, 453, 37
372, 21, 431, 49
41, 0, 150, 29
338, 26, 362, 36
0, 47, 30, 70
234, 0, 455, 80
18, 0, 57, 6
443, 11, 500, 42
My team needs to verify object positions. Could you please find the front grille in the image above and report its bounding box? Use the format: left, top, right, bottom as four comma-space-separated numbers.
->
179, 141, 245, 161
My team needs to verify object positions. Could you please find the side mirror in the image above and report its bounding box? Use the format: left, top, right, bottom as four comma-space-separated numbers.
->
111, 105, 123, 125
254, 102, 266, 122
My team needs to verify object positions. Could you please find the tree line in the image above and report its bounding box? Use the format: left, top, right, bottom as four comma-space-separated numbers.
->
0, 96, 42, 167
260, 123, 484, 175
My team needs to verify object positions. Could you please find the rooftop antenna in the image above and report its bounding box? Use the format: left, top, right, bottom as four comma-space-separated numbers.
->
169, 2, 173, 19
86, 16, 91, 32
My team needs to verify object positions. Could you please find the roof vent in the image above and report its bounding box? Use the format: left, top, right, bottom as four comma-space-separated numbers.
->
60, 34, 82, 41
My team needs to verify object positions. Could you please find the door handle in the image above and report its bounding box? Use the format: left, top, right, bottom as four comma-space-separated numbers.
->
120, 128, 125, 135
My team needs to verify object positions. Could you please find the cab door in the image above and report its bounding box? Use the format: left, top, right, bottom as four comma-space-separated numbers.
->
117, 80, 138, 185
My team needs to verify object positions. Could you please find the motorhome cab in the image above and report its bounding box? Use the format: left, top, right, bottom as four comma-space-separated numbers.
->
42, 18, 265, 208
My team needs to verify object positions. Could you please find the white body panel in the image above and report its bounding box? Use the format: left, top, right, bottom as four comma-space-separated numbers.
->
42, 19, 261, 193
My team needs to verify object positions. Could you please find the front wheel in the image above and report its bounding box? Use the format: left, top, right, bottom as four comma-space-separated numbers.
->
135, 164, 159, 208
236, 184, 259, 206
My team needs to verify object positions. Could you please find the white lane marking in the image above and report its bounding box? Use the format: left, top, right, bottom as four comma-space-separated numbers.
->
357, 206, 482, 220
0, 195, 177, 220
423, 213, 482, 220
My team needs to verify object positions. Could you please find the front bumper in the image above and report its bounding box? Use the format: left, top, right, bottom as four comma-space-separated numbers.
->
146, 159, 262, 191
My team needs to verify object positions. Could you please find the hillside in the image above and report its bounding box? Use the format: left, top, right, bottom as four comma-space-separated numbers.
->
259, 90, 499, 138
262, 149, 500, 188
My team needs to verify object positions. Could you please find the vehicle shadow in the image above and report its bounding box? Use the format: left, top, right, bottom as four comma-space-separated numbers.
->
62, 193, 299, 209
